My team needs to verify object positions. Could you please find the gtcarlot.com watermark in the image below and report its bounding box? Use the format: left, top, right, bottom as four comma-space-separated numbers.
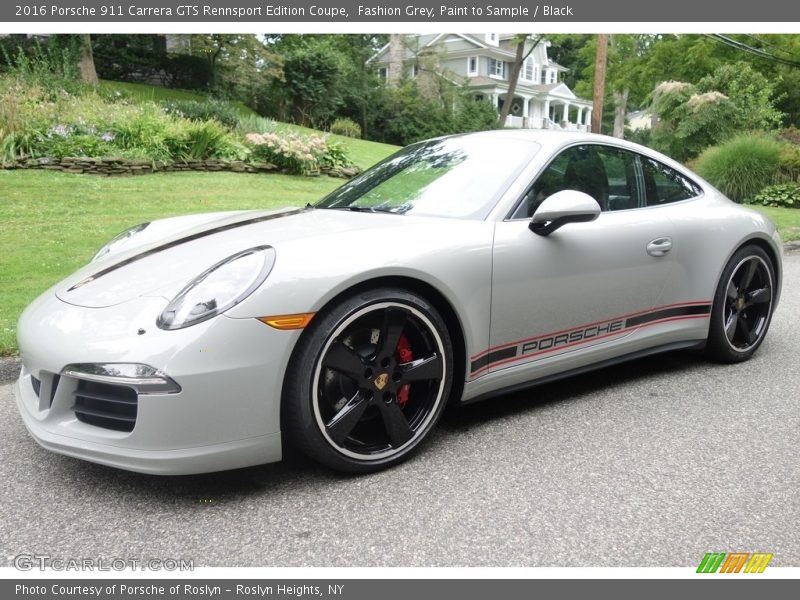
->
12, 553, 194, 571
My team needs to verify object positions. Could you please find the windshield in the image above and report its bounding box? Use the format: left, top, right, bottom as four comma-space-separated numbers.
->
316, 136, 540, 219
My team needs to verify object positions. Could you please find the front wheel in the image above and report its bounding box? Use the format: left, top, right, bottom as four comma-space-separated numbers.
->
705, 245, 776, 363
283, 288, 453, 473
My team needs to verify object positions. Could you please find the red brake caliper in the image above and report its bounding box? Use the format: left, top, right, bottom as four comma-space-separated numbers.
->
395, 334, 413, 408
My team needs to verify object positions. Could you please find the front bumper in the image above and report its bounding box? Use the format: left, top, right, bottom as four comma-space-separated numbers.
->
14, 293, 298, 475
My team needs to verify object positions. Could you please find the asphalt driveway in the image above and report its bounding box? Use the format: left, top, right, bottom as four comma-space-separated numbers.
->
1, 254, 798, 568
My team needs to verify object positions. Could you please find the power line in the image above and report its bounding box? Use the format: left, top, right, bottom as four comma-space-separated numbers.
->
705, 34, 800, 69
741, 34, 800, 61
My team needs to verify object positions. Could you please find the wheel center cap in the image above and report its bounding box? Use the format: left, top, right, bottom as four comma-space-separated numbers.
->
373, 373, 389, 390
736, 296, 746, 311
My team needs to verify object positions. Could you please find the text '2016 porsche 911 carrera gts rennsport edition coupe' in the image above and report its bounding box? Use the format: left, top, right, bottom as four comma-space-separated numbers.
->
15, 131, 782, 474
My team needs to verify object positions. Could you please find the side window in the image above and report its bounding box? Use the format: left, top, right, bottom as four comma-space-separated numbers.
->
640, 157, 701, 206
597, 147, 639, 211
511, 144, 640, 219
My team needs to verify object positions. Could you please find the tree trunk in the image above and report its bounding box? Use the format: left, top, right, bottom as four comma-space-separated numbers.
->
387, 34, 404, 87
78, 34, 98, 85
650, 83, 660, 130
592, 34, 608, 134
612, 88, 629, 138
497, 40, 525, 128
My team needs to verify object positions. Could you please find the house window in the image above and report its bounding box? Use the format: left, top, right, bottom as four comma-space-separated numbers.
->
489, 58, 505, 79
467, 56, 478, 76
486, 33, 498, 45
410, 64, 419, 78
377, 67, 388, 81
523, 57, 534, 81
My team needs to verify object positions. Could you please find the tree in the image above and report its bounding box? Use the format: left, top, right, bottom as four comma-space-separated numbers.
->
190, 35, 281, 94
650, 62, 784, 160
592, 34, 608, 134
497, 35, 543, 128
77, 34, 97, 84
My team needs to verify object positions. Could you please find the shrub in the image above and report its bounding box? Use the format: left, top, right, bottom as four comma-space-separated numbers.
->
695, 135, 784, 203
161, 98, 240, 128
778, 142, 800, 181
754, 183, 800, 208
0, 36, 84, 96
455, 97, 498, 133
246, 131, 352, 174
235, 114, 277, 136
167, 120, 247, 161
93, 35, 211, 90
650, 63, 784, 161
0, 74, 246, 163
330, 117, 361, 138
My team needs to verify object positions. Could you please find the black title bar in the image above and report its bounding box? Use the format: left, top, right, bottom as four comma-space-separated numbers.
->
4, 0, 800, 23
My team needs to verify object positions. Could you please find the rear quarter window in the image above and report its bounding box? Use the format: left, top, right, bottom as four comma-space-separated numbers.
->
640, 156, 701, 206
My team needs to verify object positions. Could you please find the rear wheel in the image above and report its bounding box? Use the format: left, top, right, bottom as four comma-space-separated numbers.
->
705, 245, 775, 363
283, 288, 453, 473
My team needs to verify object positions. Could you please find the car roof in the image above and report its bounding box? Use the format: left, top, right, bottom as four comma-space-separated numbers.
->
449, 129, 632, 150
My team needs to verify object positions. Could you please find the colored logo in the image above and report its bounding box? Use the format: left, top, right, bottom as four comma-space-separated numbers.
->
373, 373, 389, 390
697, 552, 773, 573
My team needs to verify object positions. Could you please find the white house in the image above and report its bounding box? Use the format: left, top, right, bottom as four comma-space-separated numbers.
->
370, 33, 593, 131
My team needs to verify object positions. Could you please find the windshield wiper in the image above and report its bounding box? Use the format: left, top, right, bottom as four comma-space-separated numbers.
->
325, 206, 398, 214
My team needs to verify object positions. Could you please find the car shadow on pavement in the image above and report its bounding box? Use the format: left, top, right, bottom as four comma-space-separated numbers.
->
41, 349, 711, 502
439, 349, 703, 432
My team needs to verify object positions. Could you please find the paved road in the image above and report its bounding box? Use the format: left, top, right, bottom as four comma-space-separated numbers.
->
2, 255, 799, 568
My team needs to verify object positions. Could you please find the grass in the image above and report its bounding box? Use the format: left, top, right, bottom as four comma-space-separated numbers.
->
748, 204, 800, 242
0, 170, 346, 356
98, 80, 258, 117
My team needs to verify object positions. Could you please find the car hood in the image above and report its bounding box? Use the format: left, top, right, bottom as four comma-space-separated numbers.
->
55, 207, 455, 308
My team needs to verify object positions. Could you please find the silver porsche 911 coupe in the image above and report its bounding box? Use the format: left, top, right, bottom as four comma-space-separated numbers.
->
15, 131, 782, 475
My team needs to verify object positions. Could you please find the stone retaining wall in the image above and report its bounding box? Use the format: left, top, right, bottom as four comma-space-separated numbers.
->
1, 157, 360, 179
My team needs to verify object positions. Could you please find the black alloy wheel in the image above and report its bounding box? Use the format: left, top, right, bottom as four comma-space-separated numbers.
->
284, 288, 453, 473
706, 245, 775, 363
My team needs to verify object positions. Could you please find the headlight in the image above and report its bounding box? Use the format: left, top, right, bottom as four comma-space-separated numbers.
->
157, 246, 275, 330
92, 222, 150, 262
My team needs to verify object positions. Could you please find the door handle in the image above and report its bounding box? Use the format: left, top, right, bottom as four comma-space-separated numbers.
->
646, 237, 673, 257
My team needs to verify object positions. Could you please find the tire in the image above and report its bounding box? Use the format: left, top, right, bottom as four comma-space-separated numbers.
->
705, 245, 776, 363
283, 287, 454, 473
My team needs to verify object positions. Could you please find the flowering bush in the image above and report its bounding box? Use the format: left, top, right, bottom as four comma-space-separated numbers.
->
0, 76, 247, 163
246, 130, 352, 174
0, 73, 354, 173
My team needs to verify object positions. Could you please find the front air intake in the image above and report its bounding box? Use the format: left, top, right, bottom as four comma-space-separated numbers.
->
73, 380, 137, 432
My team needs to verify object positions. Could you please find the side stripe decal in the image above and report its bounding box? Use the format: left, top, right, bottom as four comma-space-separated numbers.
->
470, 301, 711, 377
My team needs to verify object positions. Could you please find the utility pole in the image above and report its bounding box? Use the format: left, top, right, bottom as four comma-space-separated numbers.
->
592, 34, 608, 134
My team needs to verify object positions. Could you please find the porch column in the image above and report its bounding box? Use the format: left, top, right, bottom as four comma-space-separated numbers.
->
522, 97, 530, 126
562, 101, 571, 123
543, 99, 551, 122
576, 107, 584, 126
491, 93, 499, 110
585, 108, 592, 126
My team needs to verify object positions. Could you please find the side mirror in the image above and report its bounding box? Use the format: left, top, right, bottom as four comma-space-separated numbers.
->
529, 190, 601, 236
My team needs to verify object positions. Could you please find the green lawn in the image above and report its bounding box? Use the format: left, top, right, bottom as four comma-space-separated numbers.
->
746, 204, 800, 242
99, 80, 258, 116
